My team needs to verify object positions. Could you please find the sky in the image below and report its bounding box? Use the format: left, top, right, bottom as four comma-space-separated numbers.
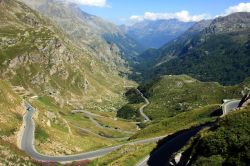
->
66, 0, 250, 24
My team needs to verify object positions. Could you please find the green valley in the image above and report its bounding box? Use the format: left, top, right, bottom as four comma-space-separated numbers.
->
0, 0, 249, 165
139, 75, 247, 120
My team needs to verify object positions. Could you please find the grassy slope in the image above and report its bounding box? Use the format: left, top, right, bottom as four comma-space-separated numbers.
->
0, 79, 36, 165
131, 104, 219, 139
129, 75, 250, 139
87, 104, 220, 165
190, 106, 250, 166
142, 75, 244, 120
0, 139, 35, 165
0, 0, 137, 155
30, 96, 138, 155
0, 79, 22, 140
88, 143, 156, 166
0, 0, 133, 112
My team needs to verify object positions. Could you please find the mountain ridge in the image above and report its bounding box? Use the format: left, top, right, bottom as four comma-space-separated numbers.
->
20, 0, 143, 69
134, 12, 250, 85
121, 19, 194, 49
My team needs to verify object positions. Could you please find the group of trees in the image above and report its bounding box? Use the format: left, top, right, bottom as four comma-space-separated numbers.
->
116, 88, 144, 120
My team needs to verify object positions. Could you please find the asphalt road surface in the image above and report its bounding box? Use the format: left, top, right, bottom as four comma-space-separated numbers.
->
20, 102, 164, 162
222, 100, 241, 116
136, 89, 151, 122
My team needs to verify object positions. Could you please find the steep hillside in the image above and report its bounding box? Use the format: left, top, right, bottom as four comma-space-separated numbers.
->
131, 19, 211, 82
0, 79, 23, 145
0, 0, 132, 111
0, 79, 35, 165
0, 139, 35, 165
0, 0, 138, 155
20, 0, 143, 67
185, 106, 250, 166
121, 19, 194, 48
136, 12, 250, 85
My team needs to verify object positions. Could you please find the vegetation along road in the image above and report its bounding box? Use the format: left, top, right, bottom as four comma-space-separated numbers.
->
136, 99, 241, 166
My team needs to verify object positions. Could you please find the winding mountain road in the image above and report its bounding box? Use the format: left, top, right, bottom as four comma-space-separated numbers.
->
75, 110, 135, 135
21, 95, 240, 164
136, 89, 151, 122
20, 102, 163, 163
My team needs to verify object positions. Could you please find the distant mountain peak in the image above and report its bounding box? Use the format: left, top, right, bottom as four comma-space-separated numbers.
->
205, 12, 250, 34
121, 19, 194, 49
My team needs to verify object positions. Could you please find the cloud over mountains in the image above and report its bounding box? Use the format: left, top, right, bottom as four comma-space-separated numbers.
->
65, 0, 107, 7
130, 10, 208, 22
129, 2, 250, 23
225, 2, 250, 15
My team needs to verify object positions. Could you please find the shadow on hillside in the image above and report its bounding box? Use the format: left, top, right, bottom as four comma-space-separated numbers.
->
147, 122, 216, 166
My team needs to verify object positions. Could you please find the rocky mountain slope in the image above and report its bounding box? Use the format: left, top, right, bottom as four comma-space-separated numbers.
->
0, 0, 139, 156
135, 12, 250, 85
1, 0, 132, 109
121, 19, 194, 49
20, 0, 143, 67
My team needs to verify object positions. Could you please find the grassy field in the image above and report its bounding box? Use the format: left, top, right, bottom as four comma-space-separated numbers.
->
88, 143, 156, 166
94, 116, 138, 132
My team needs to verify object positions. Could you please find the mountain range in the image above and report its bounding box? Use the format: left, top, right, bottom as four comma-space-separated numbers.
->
120, 19, 194, 49
134, 12, 250, 85
20, 0, 144, 68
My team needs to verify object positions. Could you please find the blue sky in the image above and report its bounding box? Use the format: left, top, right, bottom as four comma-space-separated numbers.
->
75, 0, 250, 24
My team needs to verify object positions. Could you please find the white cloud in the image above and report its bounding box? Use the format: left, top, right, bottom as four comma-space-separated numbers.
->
130, 10, 209, 23
225, 2, 250, 15
65, 0, 108, 7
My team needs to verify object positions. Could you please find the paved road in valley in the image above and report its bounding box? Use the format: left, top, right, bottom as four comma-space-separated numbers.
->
136, 89, 151, 122
20, 102, 164, 163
